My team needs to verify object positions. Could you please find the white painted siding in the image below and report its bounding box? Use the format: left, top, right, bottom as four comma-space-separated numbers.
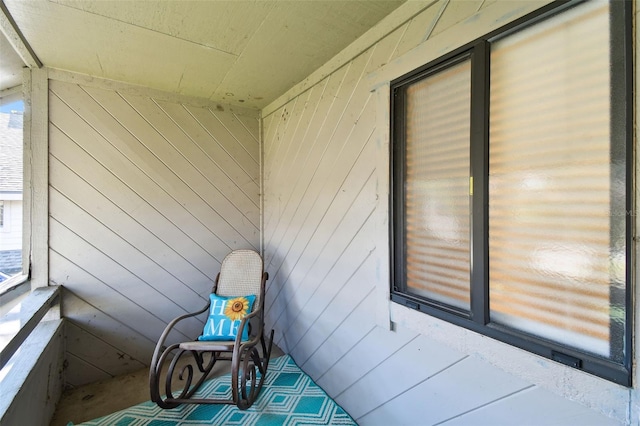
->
48, 79, 260, 386
0, 200, 22, 250
263, 0, 631, 424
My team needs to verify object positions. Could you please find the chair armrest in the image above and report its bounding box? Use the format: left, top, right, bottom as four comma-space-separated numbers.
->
233, 306, 263, 350
150, 302, 210, 369
233, 271, 268, 350
215, 270, 268, 351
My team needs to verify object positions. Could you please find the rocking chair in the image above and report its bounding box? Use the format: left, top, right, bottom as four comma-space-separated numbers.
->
149, 249, 274, 410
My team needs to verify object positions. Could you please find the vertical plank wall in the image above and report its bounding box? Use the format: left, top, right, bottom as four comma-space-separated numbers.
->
262, 0, 619, 424
48, 79, 260, 387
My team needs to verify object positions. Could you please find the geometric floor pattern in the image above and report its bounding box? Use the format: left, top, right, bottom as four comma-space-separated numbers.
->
73, 355, 357, 426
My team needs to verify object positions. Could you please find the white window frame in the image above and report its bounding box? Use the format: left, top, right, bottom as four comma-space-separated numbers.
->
22, 69, 49, 290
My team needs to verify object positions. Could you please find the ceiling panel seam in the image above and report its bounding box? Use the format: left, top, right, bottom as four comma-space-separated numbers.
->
49, 1, 239, 57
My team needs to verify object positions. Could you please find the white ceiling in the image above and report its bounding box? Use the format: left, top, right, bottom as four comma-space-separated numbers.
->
1, 0, 404, 109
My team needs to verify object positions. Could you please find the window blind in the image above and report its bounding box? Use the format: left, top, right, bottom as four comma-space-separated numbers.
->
488, 0, 621, 360
404, 60, 471, 311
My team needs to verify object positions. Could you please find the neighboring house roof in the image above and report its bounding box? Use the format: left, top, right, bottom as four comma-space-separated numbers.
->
0, 249, 22, 280
0, 111, 23, 193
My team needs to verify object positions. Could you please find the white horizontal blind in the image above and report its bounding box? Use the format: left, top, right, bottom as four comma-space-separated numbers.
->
488, 0, 619, 359
404, 60, 471, 311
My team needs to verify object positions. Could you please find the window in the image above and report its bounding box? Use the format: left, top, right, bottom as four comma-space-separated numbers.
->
0, 97, 24, 284
390, 0, 632, 385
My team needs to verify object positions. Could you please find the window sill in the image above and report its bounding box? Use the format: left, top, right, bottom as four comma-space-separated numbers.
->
0, 286, 60, 370
0, 318, 64, 424
0, 285, 63, 424
0, 273, 29, 297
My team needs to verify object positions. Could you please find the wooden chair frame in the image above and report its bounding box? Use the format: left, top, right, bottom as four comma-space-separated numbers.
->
149, 251, 273, 410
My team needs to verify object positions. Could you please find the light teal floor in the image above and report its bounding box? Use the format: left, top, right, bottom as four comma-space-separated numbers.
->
51, 345, 285, 426
74, 355, 356, 426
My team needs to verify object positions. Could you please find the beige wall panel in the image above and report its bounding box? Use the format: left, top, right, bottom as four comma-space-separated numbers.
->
155, 101, 260, 221
49, 84, 234, 263
430, 0, 485, 38
49, 156, 211, 293
62, 291, 156, 366
262, 95, 305, 235
270, 85, 327, 191
300, 290, 377, 381
233, 113, 260, 144
264, 95, 307, 200
263, 52, 371, 271
209, 109, 260, 164
262, 76, 337, 237
261, 112, 278, 157
262, 103, 287, 166
264, 30, 403, 329
264, 26, 403, 273
50, 188, 204, 314
480, 0, 500, 11
64, 352, 112, 388
49, 78, 260, 386
49, 219, 196, 341
267, 98, 375, 295
183, 105, 259, 178
80, 86, 257, 248
120, 95, 260, 229
316, 325, 418, 397
286, 233, 378, 363
65, 322, 146, 377
390, 1, 444, 61
286, 211, 378, 364
50, 252, 171, 341
264, 103, 298, 167
48, 124, 217, 283
51, 250, 191, 357
269, 139, 378, 348
262, 0, 625, 423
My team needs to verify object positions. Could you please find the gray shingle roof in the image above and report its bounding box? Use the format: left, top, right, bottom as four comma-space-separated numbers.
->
0, 112, 23, 193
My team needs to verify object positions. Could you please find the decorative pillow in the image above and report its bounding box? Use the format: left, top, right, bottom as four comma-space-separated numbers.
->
198, 294, 256, 341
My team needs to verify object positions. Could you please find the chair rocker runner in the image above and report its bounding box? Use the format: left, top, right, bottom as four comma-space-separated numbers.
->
150, 249, 274, 410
